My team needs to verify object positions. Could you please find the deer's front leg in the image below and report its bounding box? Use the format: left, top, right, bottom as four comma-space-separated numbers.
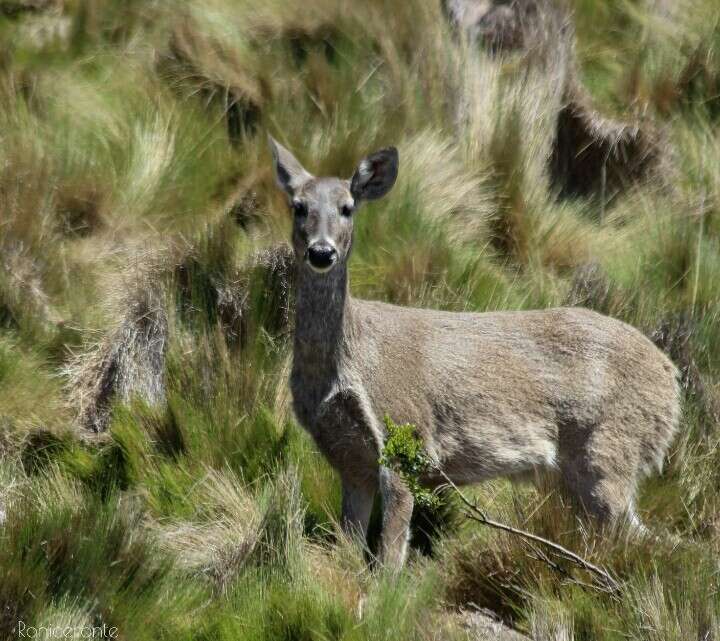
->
379, 467, 414, 571
341, 476, 375, 544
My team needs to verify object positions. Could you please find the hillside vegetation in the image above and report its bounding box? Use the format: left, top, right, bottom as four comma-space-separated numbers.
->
1, 1, 719, 639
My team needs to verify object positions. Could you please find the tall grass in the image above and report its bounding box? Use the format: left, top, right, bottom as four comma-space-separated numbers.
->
0, 0, 718, 639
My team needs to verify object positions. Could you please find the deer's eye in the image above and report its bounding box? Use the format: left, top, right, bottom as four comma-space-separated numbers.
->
292, 201, 307, 218
340, 204, 353, 218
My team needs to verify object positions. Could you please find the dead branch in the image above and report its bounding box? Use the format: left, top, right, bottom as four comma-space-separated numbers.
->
438, 470, 622, 593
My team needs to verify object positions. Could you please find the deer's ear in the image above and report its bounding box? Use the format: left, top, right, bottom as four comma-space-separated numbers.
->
269, 135, 312, 198
350, 147, 399, 202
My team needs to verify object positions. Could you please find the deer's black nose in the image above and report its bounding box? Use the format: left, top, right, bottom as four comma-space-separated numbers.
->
307, 244, 337, 271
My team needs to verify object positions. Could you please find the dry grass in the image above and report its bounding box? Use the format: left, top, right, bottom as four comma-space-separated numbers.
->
448, 0, 670, 202
150, 467, 264, 591
0, 0, 718, 639
65, 272, 168, 433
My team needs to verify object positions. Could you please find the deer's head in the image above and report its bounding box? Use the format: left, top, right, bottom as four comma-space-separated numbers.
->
269, 136, 398, 274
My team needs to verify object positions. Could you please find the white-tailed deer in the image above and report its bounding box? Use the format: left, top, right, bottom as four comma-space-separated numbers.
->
269, 136, 680, 569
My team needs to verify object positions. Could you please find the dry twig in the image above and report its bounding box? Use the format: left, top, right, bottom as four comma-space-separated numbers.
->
438, 470, 622, 594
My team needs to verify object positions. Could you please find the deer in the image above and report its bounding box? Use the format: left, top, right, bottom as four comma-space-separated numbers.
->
268, 136, 681, 569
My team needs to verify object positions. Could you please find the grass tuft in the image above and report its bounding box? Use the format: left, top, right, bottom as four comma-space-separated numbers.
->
0, 1, 719, 639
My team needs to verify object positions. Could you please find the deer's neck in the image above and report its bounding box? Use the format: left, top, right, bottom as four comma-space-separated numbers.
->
293, 262, 354, 375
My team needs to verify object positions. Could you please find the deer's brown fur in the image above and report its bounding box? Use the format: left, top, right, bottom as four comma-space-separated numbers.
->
270, 137, 680, 568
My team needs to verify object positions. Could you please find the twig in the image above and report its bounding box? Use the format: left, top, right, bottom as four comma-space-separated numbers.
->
437, 470, 621, 593
526, 542, 568, 577
527, 543, 620, 598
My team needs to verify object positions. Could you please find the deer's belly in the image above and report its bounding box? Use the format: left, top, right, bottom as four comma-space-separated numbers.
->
432, 409, 559, 483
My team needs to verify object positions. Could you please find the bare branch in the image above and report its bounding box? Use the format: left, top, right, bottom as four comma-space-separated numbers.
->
437, 471, 622, 594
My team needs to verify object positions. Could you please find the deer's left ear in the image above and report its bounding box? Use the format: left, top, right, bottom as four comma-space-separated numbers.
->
269, 135, 312, 199
350, 147, 399, 202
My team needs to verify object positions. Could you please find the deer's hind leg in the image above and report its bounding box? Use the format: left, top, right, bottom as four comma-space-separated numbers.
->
559, 421, 644, 531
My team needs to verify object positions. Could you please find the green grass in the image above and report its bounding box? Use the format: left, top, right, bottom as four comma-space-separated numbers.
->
0, 0, 719, 639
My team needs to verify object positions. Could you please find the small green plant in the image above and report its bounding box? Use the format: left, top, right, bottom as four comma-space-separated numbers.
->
379, 415, 440, 509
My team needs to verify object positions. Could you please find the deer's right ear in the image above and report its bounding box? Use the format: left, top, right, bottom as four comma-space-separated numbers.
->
350, 147, 399, 202
268, 135, 312, 199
